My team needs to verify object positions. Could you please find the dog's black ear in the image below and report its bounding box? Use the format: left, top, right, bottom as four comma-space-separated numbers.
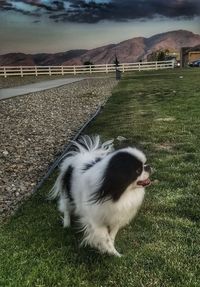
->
91, 152, 143, 203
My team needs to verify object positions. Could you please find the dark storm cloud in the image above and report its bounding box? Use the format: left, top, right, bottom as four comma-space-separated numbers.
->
0, 0, 200, 23
49, 0, 113, 23
0, 0, 12, 9
0, 0, 64, 15
23, 0, 65, 11
0, 1, 40, 17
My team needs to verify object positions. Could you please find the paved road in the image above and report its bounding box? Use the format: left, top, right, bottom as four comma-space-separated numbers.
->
0, 78, 85, 100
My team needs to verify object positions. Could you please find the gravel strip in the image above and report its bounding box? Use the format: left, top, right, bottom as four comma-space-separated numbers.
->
0, 77, 117, 223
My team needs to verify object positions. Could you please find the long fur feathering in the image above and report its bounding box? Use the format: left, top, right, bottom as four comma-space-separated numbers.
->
48, 135, 114, 200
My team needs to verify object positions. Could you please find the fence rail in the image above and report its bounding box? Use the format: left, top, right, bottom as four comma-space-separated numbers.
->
0, 60, 174, 78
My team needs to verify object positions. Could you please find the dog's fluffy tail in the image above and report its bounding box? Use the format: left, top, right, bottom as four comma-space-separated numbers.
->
48, 135, 114, 200
71, 135, 114, 155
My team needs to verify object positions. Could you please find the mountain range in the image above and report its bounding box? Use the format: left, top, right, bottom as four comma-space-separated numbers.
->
1, 30, 200, 66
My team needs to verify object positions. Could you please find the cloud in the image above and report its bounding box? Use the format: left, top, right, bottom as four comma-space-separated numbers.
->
0, 0, 200, 23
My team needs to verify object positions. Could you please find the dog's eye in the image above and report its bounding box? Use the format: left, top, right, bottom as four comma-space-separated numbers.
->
136, 168, 142, 175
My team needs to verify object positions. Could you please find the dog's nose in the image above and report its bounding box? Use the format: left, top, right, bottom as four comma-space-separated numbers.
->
144, 164, 151, 173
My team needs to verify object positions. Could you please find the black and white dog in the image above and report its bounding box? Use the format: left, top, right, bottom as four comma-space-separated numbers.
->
50, 135, 151, 256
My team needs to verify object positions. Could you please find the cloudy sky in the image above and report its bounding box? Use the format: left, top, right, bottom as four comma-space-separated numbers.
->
0, 0, 200, 54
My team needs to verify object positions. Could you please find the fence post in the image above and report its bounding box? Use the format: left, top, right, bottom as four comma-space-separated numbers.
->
73, 66, 76, 75
35, 66, 38, 76
61, 66, 64, 75
105, 64, 108, 73
156, 61, 158, 70
89, 65, 92, 74
139, 62, 141, 72
122, 64, 125, 73
4, 67, 7, 78
20, 66, 23, 77
49, 66, 51, 76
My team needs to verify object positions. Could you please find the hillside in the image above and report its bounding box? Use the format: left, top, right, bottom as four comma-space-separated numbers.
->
0, 50, 88, 66
0, 30, 200, 66
64, 30, 200, 65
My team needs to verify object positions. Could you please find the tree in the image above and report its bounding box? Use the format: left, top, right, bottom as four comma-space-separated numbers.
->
157, 51, 166, 61
148, 49, 168, 61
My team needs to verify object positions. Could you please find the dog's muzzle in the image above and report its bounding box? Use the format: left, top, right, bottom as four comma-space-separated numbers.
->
137, 164, 152, 187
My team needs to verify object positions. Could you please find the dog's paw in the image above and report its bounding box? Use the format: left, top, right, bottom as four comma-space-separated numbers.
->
113, 250, 122, 257
60, 216, 70, 228
106, 247, 122, 257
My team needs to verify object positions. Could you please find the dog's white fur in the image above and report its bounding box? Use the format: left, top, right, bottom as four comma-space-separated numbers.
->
50, 135, 149, 256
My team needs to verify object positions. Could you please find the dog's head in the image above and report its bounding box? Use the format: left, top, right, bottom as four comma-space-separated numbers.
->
92, 147, 152, 203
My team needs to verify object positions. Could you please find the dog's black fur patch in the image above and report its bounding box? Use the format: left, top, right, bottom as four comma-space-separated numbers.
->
82, 157, 102, 172
63, 165, 74, 202
90, 152, 143, 203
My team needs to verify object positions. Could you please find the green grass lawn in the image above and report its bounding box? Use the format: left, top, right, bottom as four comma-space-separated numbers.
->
1, 68, 200, 287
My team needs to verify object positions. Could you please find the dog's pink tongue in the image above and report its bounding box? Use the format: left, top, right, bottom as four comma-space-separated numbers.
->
137, 178, 151, 187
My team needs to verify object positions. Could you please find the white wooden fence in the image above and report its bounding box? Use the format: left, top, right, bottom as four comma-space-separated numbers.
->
0, 60, 174, 78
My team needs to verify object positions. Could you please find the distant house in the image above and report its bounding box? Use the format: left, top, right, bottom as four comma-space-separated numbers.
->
180, 45, 200, 67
